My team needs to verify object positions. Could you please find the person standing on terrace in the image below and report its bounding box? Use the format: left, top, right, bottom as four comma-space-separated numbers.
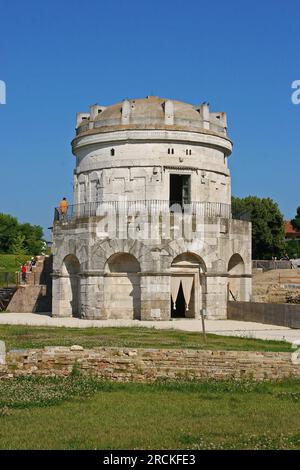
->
59, 197, 68, 220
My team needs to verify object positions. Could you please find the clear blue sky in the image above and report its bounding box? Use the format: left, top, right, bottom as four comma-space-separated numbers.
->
0, 0, 299, 239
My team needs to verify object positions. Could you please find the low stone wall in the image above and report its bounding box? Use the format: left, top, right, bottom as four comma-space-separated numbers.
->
228, 301, 300, 328
0, 346, 300, 382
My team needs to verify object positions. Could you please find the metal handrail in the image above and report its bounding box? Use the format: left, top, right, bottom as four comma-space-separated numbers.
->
54, 200, 248, 222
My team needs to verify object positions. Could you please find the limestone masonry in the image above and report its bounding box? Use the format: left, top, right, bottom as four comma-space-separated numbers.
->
52, 96, 251, 320
1, 346, 299, 382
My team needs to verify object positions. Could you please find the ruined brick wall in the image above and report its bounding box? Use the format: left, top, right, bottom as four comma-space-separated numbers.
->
0, 346, 300, 382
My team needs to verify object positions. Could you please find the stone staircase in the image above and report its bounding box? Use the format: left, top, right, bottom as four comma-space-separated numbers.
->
0, 287, 17, 311
7, 256, 52, 313
17, 256, 52, 286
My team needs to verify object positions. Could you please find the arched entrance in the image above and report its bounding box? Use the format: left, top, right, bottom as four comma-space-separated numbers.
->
61, 254, 80, 317
228, 254, 245, 301
104, 253, 141, 319
170, 253, 206, 318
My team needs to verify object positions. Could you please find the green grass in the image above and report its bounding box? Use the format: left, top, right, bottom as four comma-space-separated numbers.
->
1, 376, 300, 449
0, 254, 30, 273
0, 254, 30, 287
0, 325, 293, 352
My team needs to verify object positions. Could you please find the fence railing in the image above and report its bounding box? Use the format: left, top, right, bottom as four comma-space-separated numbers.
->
53, 201, 246, 222
252, 260, 295, 271
0, 271, 17, 288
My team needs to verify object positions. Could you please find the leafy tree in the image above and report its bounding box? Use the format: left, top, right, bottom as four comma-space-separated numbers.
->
286, 239, 300, 259
232, 196, 286, 259
19, 223, 44, 255
0, 213, 44, 255
291, 206, 300, 231
10, 233, 27, 255
0, 214, 19, 253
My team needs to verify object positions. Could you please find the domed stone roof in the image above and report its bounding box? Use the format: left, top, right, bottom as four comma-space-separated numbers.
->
95, 96, 202, 128
75, 96, 228, 138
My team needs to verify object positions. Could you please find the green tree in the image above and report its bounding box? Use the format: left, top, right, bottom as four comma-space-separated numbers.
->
232, 196, 286, 259
19, 223, 44, 255
10, 233, 27, 255
291, 206, 300, 231
0, 214, 19, 253
0, 213, 44, 255
286, 239, 300, 259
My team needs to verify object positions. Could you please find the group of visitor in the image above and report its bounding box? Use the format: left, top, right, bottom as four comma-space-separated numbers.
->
20, 256, 38, 284
19, 197, 68, 284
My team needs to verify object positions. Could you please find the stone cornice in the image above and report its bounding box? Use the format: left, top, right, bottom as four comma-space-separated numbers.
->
73, 123, 231, 141
52, 270, 252, 278
72, 127, 232, 156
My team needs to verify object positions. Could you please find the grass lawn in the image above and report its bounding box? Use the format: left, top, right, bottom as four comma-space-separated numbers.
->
0, 254, 30, 287
0, 254, 30, 273
1, 376, 300, 449
0, 325, 293, 352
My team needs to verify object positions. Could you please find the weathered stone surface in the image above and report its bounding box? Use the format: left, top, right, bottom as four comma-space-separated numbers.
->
70, 345, 84, 351
0, 341, 6, 365
1, 346, 300, 382
52, 97, 252, 321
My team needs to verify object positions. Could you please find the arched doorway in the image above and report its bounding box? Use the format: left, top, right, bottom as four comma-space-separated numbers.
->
170, 253, 206, 318
61, 254, 80, 317
228, 254, 245, 301
104, 253, 141, 319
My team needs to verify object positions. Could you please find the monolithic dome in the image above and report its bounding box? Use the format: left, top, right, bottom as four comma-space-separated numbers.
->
52, 96, 251, 320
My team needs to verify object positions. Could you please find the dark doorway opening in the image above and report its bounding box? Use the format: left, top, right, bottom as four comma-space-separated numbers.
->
171, 283, 186, 318
169, 174, 191, 207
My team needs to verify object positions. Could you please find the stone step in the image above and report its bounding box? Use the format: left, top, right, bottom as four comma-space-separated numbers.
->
9, 256, 53, 312
18, 255, 53, 287
0, 287, 17, 311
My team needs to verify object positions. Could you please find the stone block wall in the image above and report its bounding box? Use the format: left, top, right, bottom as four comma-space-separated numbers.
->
228, 301, 300, 328
0, 346, 300, 382
52, 216, 251, 320
7, 285, 52, 313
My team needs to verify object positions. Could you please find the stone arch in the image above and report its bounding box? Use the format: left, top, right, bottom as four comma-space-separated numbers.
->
171, 252, 206, 271
91, 238, 147, 271
53, 242, 88, 273
170, 252, 206, 319
228, 253, 245, 301
61, 254, 81, 317
103, 253, 141, 319
105, 252, 141, 273
164, 238, 210, 269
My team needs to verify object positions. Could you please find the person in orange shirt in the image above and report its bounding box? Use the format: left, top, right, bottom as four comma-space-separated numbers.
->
59, 197, 68, 220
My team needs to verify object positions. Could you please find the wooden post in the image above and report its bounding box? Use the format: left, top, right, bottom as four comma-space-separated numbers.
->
201, 308, 207, 343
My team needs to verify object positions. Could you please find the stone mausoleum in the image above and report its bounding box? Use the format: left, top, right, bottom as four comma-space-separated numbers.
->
52, 96, 251, 320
